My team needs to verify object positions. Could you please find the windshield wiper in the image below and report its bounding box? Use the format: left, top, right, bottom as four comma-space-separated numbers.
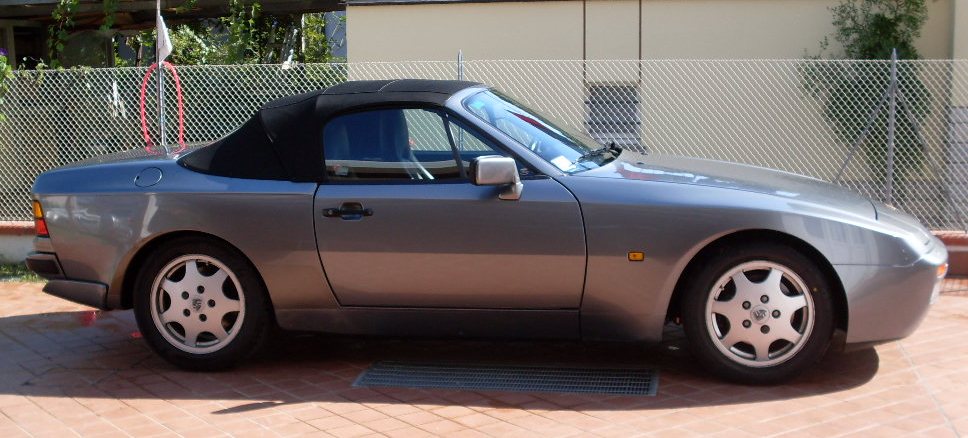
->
575, 142, 623, 163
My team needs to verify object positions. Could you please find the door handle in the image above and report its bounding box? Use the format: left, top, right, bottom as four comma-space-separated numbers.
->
323, 202, 374, 220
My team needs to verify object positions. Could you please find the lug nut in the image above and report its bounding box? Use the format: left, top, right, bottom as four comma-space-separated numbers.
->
182, 309, 190, 317
197, 286, 205, 294
742, 320, 752, 328
761, 325, 770, 334
742, 301, 751, 309
199, 314, 207, 322
772, 310, 781, 318
760, 295, 769, 303
181, 291, 189, 300
208, 300, 216, 308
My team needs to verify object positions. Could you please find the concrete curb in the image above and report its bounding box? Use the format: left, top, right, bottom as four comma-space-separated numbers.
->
0, 221, 32, 236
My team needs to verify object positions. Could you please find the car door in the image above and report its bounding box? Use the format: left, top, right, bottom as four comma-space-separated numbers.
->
313, 107, 586, 309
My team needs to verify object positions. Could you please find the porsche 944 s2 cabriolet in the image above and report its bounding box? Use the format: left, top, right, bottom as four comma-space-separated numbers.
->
26, 79, 947, 384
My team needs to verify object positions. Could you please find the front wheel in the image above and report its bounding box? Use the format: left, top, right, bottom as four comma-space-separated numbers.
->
681, 242, 835, 384
134, 237, 270, 371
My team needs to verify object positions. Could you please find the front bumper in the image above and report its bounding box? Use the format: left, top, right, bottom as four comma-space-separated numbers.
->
836, 236, 948, 345
26, 249, 109, 309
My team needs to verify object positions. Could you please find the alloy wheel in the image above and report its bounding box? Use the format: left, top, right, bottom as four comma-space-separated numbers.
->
704, 261, 815, 367
148, 254, 246, 354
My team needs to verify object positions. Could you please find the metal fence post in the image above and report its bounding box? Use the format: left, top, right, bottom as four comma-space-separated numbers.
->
457, 50, 464, 81
885, 49, 898, 205
456, 50, 465, 149
157, 60, 168, 154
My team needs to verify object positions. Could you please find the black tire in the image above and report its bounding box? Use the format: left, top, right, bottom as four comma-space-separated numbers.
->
133, 236, 271, 371
680, 241, 835, 384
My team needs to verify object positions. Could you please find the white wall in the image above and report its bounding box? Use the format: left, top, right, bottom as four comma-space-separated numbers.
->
0, 235, 31, 264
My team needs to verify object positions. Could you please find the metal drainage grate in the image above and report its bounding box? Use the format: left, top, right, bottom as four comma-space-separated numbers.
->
353, 361, 658, 396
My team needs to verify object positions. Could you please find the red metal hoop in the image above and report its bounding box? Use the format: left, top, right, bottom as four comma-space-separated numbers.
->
139, 61, 186, 154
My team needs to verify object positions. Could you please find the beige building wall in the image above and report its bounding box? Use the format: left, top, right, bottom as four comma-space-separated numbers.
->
956, 0, 968, 59
585, 0, 638, 60
953, 0, 968, 106
348, 0, 955, 62
640, 0, 836, 59
641, 0, 951, 59
585, 0, 640, 82
919, 0, 955, 59
950, 0, 968, 212
347, 1, 583, 62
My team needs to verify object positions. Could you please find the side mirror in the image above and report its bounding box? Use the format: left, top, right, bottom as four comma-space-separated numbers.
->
470, 155, 523, 201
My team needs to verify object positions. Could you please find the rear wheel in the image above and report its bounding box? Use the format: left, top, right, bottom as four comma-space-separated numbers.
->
134, 237, 270, 370
681, 242, 835, 384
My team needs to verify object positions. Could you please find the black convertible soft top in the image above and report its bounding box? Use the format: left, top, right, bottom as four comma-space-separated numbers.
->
181, 79, 483, 181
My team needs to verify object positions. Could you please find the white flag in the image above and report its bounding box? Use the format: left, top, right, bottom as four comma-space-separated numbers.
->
156, 7, 172, 63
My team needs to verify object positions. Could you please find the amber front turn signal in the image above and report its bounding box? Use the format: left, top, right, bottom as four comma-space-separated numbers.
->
938, 263, 949, 279
32, 200, 48, 237
628, 251, 645, 262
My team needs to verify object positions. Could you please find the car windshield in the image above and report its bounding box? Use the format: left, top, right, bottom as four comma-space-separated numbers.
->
462, 90, 616, 173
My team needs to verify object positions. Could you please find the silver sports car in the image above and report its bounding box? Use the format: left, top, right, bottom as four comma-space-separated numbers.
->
27, 79, 947, 384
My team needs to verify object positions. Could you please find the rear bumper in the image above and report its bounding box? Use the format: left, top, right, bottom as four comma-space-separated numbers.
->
26, 251, 109, 309
43, 280, 108, 309
25, 252, 64, 279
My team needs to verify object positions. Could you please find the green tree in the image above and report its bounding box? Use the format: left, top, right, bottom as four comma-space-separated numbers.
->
223, 0, 306, 64
802, 0, 930, 205
301, 12, 332, 63
170, 21, 226, 65
828, 0, 926, 59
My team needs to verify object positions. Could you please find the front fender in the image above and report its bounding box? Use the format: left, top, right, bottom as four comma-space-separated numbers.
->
560, 176, 926, 342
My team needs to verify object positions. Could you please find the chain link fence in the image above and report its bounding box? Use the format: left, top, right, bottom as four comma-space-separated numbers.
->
1, 60, 967, 229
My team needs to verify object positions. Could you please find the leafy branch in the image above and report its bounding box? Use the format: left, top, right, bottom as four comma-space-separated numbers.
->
48, 0, 79, 68
0, 49, 14, 122
100, 0, 119, 31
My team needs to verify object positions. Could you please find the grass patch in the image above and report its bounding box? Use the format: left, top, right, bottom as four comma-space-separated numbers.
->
0, 263, 42, 282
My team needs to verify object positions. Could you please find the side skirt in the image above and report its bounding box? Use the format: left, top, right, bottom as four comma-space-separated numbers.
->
275, 307, 580, 340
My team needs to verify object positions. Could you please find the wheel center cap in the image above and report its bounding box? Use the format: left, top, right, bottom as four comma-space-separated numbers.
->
750, 305, 770, 324
191, 298, 202, 312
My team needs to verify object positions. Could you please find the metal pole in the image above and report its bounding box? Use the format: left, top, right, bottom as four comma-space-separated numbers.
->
456, 50, 464, 150
885, 48, 898, 204
457, 50, 464, 81
157, 59, 168, 154
156, 0, 169, 155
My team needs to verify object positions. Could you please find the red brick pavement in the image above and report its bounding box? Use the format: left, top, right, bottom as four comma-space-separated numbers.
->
0, 280, 966, 437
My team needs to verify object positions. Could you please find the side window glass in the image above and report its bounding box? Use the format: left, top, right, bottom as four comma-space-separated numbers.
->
446, 118, 526, 175
323, 108, 462, 181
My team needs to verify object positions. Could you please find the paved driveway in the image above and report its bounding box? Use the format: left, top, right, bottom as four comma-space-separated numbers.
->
0, 280, 966, 437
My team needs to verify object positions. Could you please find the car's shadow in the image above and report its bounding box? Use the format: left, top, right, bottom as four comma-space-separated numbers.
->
0, 309, 879, 413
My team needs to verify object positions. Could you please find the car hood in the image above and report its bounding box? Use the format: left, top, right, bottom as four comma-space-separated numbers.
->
575, 151, 877, 219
